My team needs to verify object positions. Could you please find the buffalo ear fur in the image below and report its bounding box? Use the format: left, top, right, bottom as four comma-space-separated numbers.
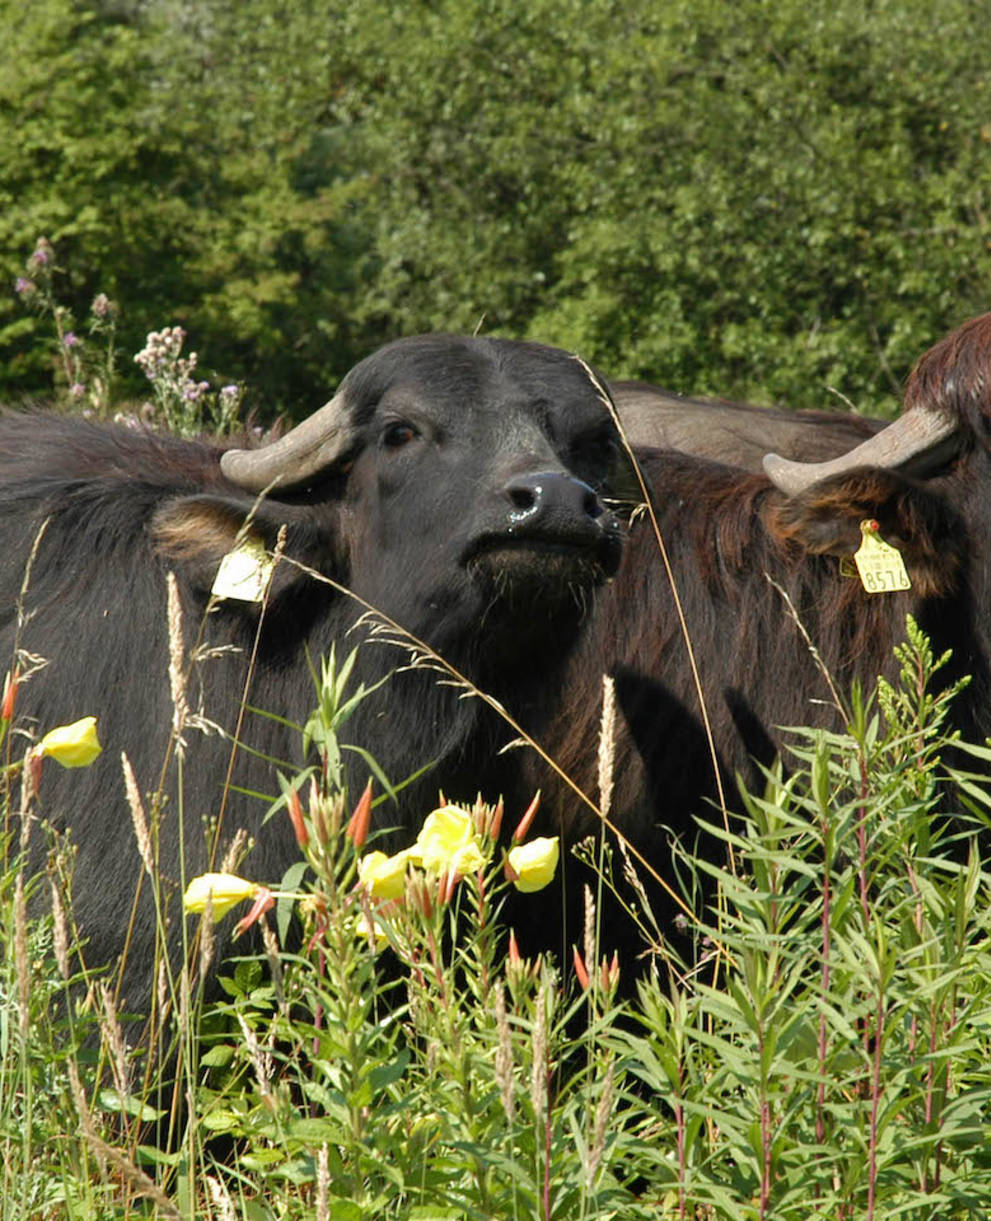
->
150, 495, 307, 599
766, 468, 965, 598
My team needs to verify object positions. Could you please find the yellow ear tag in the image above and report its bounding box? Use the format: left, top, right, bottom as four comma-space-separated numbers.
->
212, 536, 275, 602
848, 519, 911, 594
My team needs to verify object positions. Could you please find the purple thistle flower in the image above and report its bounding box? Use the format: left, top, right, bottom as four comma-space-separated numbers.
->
15, 277, 36, 296
27, 241, 52, 271
69, 382, 86, 399
91, 293, 111, 318
63, 331, 79, 348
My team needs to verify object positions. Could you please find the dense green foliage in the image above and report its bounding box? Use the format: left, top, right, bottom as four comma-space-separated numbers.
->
2, 0, 990, 417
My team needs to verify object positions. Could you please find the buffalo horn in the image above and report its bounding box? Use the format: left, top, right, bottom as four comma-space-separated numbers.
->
220, 392, 355, 493
762, 403, 959, 497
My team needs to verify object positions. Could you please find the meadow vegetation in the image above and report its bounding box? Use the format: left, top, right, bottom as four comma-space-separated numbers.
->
1, 295, 990, 1218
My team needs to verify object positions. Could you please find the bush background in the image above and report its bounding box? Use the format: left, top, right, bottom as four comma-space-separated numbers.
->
1, 0, 989, 418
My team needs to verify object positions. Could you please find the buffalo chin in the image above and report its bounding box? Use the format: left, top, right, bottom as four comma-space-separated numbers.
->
466, 541, 612, 626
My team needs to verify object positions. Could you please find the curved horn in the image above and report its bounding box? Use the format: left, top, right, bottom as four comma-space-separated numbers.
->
220, 391, 356, 493
762, 403, 959, 497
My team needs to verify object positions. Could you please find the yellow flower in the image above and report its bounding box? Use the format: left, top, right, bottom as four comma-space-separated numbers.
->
183, 872, 260, 921
359, 849, 412, 901
38, 716, 102, 768
355, 912, 388, 952
507, 837, 560, 893
412, 803, 487, 876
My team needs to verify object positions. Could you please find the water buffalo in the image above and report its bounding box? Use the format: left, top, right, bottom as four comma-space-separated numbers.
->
609, 381, 886, 471
529, 314, 990, 949
1, 334, 628, 1009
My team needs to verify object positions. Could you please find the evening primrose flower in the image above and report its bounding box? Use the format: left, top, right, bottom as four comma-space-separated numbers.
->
38, 716, 102, 768
506, 836, 560, 893
412, 803, 487, 876
359, 849, 412, 902
183, 872, 260, 921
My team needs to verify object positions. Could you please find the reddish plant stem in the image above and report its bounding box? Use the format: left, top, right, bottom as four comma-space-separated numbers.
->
817, 856, 831, 1147
857, 753, 871, 927
675, 1065, 687, 1220
543, 1068, 553, 1221
867, 989, 886, 1221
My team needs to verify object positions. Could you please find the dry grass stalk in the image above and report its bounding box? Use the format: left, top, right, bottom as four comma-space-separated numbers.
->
99, 981, 132, 1104
260, 917, 286, 1013
166, 570, 189, 754
13, 871, 30, 1039
199, 893, 216, 980
587, 1061, 615, 1185
316, 1144, 330, 1221
206, 1174, 237, 1221
219, 827, 250, 875
122, 752, 154, 878
598, 674, 616, 819
84, 1129, 181, 1219
530, 990, 548, 1125
49, 873, 70, 979
494, 981, 514, 1121
583, 884, 597, 984
156, 957, 169, 1019
236, 1012, 274, 1104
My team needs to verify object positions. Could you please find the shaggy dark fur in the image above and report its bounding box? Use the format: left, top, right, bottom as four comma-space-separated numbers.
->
524, 313, 991, 952
0, 335, 627, 1011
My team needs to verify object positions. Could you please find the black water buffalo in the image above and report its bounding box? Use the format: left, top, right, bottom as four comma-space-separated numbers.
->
1, 334, 628, 1008
531, 314, 990, 944
608, 381, 886, 471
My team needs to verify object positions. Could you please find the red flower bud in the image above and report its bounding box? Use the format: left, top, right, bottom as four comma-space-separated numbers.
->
1, 669, 19, 722
488, 796, 504, 841
346, 778, 373, 849
601, 950, 620, 993
572, 945, 591, 991
512, 790, 541, 842
440, 867, 460, 906
508, 929, 522, 967
286, 784, 309, 848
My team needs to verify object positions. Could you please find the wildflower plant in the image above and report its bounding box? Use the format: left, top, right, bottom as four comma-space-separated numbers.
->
14, 237, 119, 414
133, 325, 243, 436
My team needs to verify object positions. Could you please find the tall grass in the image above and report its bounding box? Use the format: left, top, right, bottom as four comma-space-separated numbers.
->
3, 602, 991, 1218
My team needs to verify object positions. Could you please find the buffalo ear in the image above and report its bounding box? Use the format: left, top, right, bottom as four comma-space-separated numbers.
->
767, 468, 964, 597
150, 494, 308, 598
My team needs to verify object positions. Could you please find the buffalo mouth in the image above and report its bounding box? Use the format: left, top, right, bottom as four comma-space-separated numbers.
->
464, 527, 623, 588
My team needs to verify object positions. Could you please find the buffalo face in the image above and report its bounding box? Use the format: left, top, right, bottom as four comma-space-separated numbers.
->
215, 335, 628, 659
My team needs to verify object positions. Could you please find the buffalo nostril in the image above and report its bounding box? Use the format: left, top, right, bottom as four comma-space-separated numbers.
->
583, 488, 602, 519
509, 485, 539, 514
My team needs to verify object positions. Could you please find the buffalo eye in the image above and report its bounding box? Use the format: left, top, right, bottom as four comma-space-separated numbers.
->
381, 420, 419, 450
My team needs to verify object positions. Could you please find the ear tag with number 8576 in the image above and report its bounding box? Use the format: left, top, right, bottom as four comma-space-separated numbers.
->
839, 519, 911, 593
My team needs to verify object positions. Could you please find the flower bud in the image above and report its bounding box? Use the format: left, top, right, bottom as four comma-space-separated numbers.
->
572, 946, 591, 991
1, 669, 19, 722
512, 791, 541, 842
285, 785, 308, 848
346, 778, 373, 849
